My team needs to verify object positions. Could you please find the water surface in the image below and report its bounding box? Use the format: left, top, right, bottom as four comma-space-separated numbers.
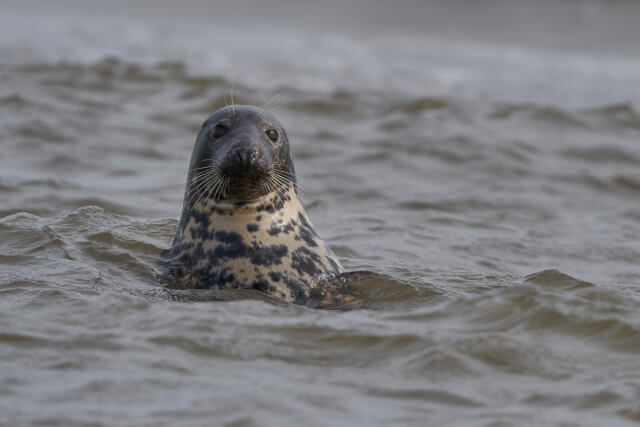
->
1, 2, 640, 426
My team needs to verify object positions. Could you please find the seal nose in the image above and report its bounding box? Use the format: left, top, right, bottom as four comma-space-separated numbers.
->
227, 145, 261, 173
232, 147, 258, 168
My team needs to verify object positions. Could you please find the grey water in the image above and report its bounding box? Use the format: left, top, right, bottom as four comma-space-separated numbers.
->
1, 1, 640, 425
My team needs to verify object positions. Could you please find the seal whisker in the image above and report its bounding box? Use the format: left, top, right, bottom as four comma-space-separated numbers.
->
271, 166, 294, 180
266, 176, 288, 199
266, 173, 286, 190
272, 169, 294, 181
206, 173, 223, 202
269, 173, 296, 199
190, 166, 218, 181
262, 93, 281, 114
266, 177, 278, 195
191, 166, 217, 173
189, 168, 220, 193
212, 171, 228, 201
189, 179, 212, 201
190, 171, 219, 190
190, 167, 215, 180
272, 169, 307, 196
272, 167, 296, 178
271, 168, 299, 184
188, 174, 213, 204
188, 180, 211, 206
188, 168, 227, 205
270, 177, 293, 196
209, 173, 223, 201
209, 179, 221, 202
269, 173, 291, 191
260, 178, 268, 196
230, 84, 235, 115
222, 175, 230, 200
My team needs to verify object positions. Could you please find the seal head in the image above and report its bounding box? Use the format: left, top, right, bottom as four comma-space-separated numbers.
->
163, 105, 343, 303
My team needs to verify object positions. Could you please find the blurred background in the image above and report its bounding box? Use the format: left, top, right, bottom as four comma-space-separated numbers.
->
6, 0, 640, 53
2, 1, 640, 426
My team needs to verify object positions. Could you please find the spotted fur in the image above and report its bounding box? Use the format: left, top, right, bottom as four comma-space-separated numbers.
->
162, 105, 343, 303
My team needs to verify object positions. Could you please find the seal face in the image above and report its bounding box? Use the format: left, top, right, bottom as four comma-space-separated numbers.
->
162, 105, 343, 303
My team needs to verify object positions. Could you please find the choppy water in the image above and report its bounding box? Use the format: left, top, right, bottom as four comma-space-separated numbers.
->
2, 2, 640, 426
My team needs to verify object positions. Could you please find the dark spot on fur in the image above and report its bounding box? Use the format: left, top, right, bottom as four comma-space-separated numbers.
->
251, 280, 271, 292
297, 212, 319, 237
214, 230, 244, 244
249, 244, 288, 266
210, 244, 245, 261
291, 246, 323, 277
211, 207, 233, 216
187, 212, 214, 240
268, 271, 282, 282
255, 215, 262, 222
296, 226, 318, 247
214, 268, 236, 285
207, 239, 288, 267
194, 243, 205, 259
273, 197, 285, 210
284, 276, 309, 301
265, 204, 275, 213
193, 267, 236, 289
267, 225, 280, 236
191, 208, 210, 229
267, 221, 295, 236
247, 223, 259, 232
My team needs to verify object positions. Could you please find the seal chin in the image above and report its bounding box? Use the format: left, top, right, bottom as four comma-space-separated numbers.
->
223, 173, 274, 201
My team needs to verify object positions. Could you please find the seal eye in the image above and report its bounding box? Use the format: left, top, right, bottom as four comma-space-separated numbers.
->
266, 129, 279, 142
211, 124, 229, 139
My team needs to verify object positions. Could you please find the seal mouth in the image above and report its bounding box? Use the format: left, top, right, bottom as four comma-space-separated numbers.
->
187, 165, 293, 205
221, 162, 272, 181
223, 169, 274, 200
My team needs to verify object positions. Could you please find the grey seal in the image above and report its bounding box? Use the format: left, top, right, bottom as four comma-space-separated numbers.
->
162, 105, 343, 303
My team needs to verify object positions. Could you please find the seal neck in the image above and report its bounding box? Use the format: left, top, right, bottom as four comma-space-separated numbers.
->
175, 184, 300, 238
188, 184, 298, 216
207, 193, 277, 215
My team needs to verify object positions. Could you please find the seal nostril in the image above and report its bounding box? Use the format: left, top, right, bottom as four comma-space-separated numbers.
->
249, 150, 258, 164
233, 148, 244, 165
